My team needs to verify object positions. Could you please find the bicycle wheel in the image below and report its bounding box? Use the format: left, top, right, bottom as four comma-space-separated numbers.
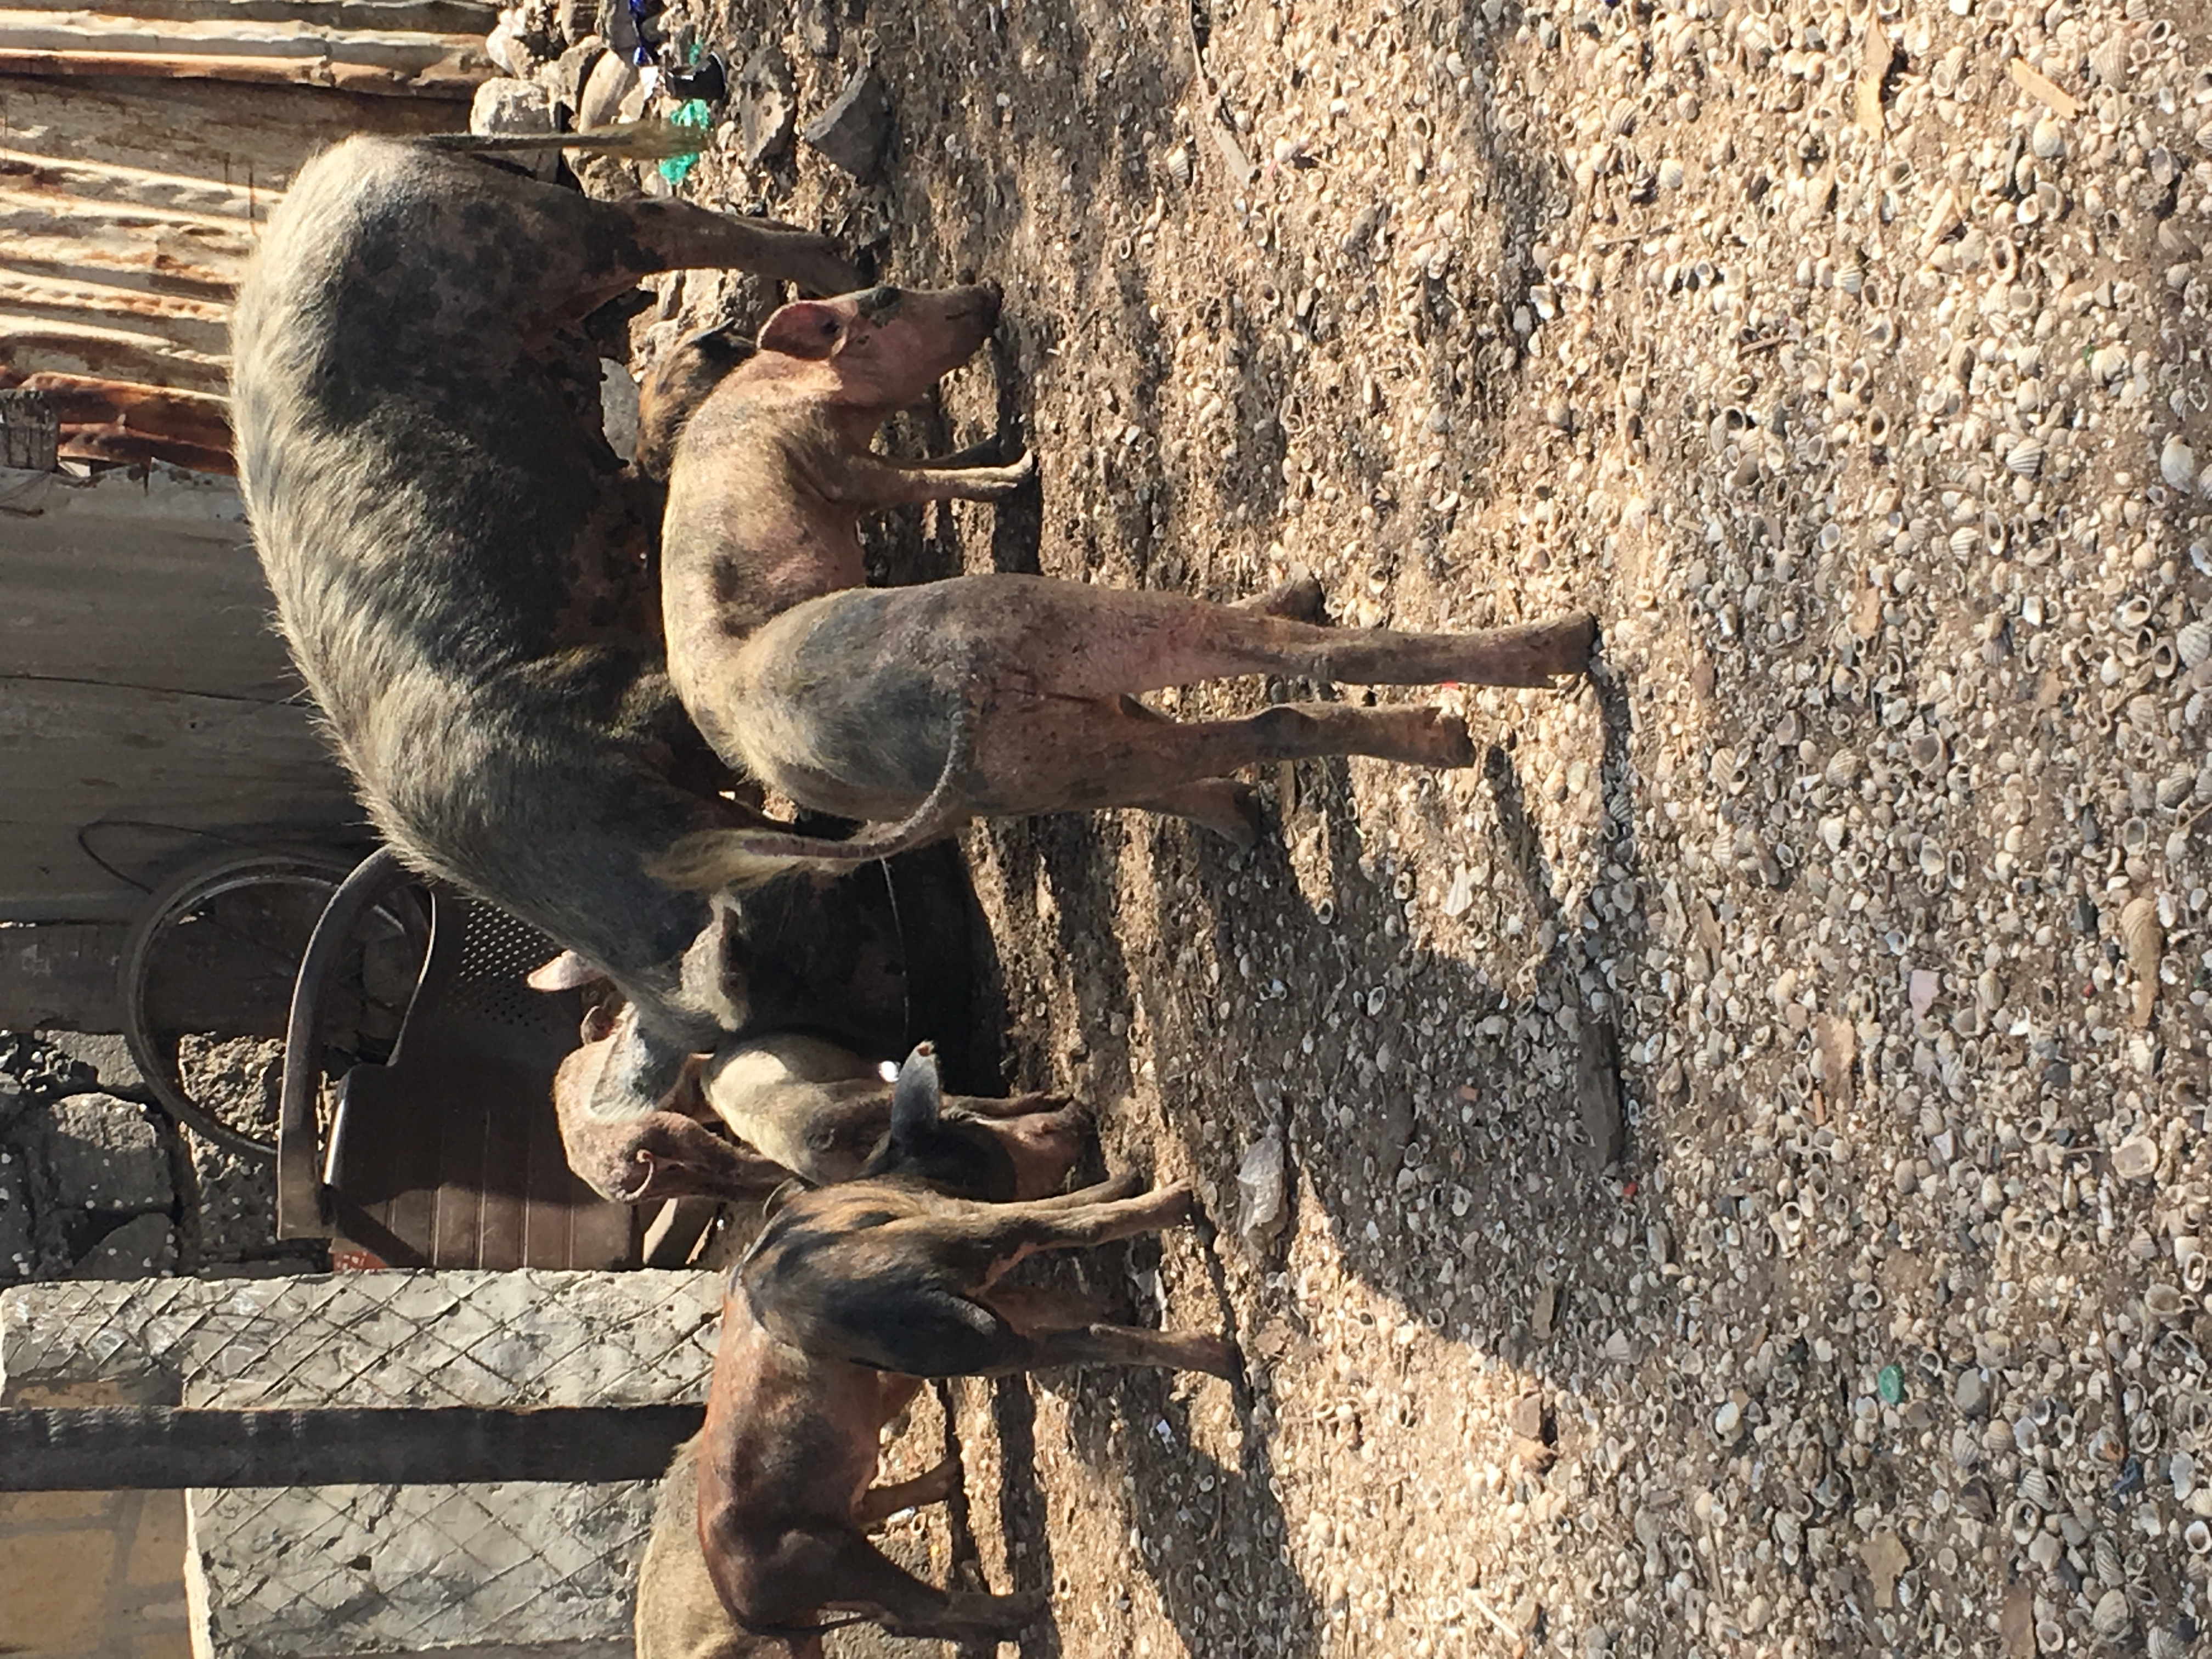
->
119, 851, 427, 1159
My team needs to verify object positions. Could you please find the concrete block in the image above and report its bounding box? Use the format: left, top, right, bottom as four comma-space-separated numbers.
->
43, 1093, 172, 1211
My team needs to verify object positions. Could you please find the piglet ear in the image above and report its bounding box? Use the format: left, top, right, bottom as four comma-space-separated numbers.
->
757, 300, 845, 360
528, 950, 605, 991
888, 1042, 943, 1143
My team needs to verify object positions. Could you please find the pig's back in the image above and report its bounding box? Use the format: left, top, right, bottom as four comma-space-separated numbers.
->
232, 137, 618, 706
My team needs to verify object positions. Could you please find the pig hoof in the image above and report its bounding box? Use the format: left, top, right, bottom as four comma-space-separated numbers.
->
1152, 1180, 1198, 1222
1541, 611, 1601, 673
1094, 1168, 1147, 1203
974, 450, 1036, 498
1425, 709, 1477, 768
1236, 566, 1327, 622
1187, 1334, 1242, 1379
910, 1457, 960, 1505
1269, 568, 1328, 622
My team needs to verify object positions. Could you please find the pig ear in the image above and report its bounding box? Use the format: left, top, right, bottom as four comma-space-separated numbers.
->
757, 301, 846, 360
888, 1042, 943, 1142
527, 950, 606, 992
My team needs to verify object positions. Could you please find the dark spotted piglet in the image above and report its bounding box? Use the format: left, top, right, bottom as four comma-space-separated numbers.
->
693, 1046, 1234, 1646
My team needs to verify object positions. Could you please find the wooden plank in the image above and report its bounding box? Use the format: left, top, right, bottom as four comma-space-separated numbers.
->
3, 0, 498, 32
0, 676, 361, 922
0, 1404, 704, 1488
0, 46, 484, 95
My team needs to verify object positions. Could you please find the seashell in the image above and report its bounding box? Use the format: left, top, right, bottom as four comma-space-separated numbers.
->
2093, 1588, 2132, 1639
2150, 1284, 2192, 1322
2190, 1250, 2211, 1293
2121, 896, 2163, 1030
1983, 1418, 2019, 1455
1930, 46, 1967, 97
2190, 1519, 2212, 1555
2165, 436, 2199, 492
1163, 144, 1193, 187
2094, 1532, 2124, 1585
2021, 1465, 2057, 1509
2153, 1628, 2192, 1659
1825, 749, 1863, 787
1836, 261, 1865, 298
2090, 35, 2129, 87
2093, 344, 2130, 383
2030, 116, 2067, 160
2005, 436, 2045, 477
2115, 1132, 2160, 1181
2179, 620, 2212, 669
1951, 1425, 1982, 1468
1657, 157, 1685, 191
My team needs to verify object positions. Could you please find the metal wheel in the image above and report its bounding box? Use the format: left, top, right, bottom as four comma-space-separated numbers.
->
119, 852, 427, 1159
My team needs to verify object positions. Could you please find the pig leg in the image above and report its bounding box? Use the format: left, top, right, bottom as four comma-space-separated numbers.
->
541, 196, 859, 322
1232, 567, 1327, 622
945, 1178, 1197, 1272
954, 1089, 1076, 1119
983, 1169, 1148, 1212
1126, 778, 1267, 846
839, 450, 1035, 506
983, 1284, 1122, 1329
981, 1322, 1241, 1380
852, 1459, 958, 1526
972, 696, 1478, 813
810, 1538, 1047, 1643
952, 580, 1596, 694
1108, 695, 1267, 843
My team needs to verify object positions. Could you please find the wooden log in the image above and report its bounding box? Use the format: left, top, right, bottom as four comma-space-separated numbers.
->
0, 1404, 705, 1489
0, 46, 484, 93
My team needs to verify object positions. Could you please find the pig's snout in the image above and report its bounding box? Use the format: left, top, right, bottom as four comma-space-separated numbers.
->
962, 281, 1003, 328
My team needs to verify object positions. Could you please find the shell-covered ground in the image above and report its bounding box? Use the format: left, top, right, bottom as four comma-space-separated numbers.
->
521, 0, 2212, 1651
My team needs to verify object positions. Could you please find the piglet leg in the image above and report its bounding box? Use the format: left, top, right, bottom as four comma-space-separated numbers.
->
812, 1536, 1048, 1643
1007, 579, 1598, 692
839, 449, 1035, 505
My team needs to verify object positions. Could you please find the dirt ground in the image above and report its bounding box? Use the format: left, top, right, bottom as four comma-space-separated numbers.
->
562, 0, 2212, 1652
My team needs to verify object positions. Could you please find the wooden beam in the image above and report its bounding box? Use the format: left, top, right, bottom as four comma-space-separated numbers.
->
1, 1405, 704, 1489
